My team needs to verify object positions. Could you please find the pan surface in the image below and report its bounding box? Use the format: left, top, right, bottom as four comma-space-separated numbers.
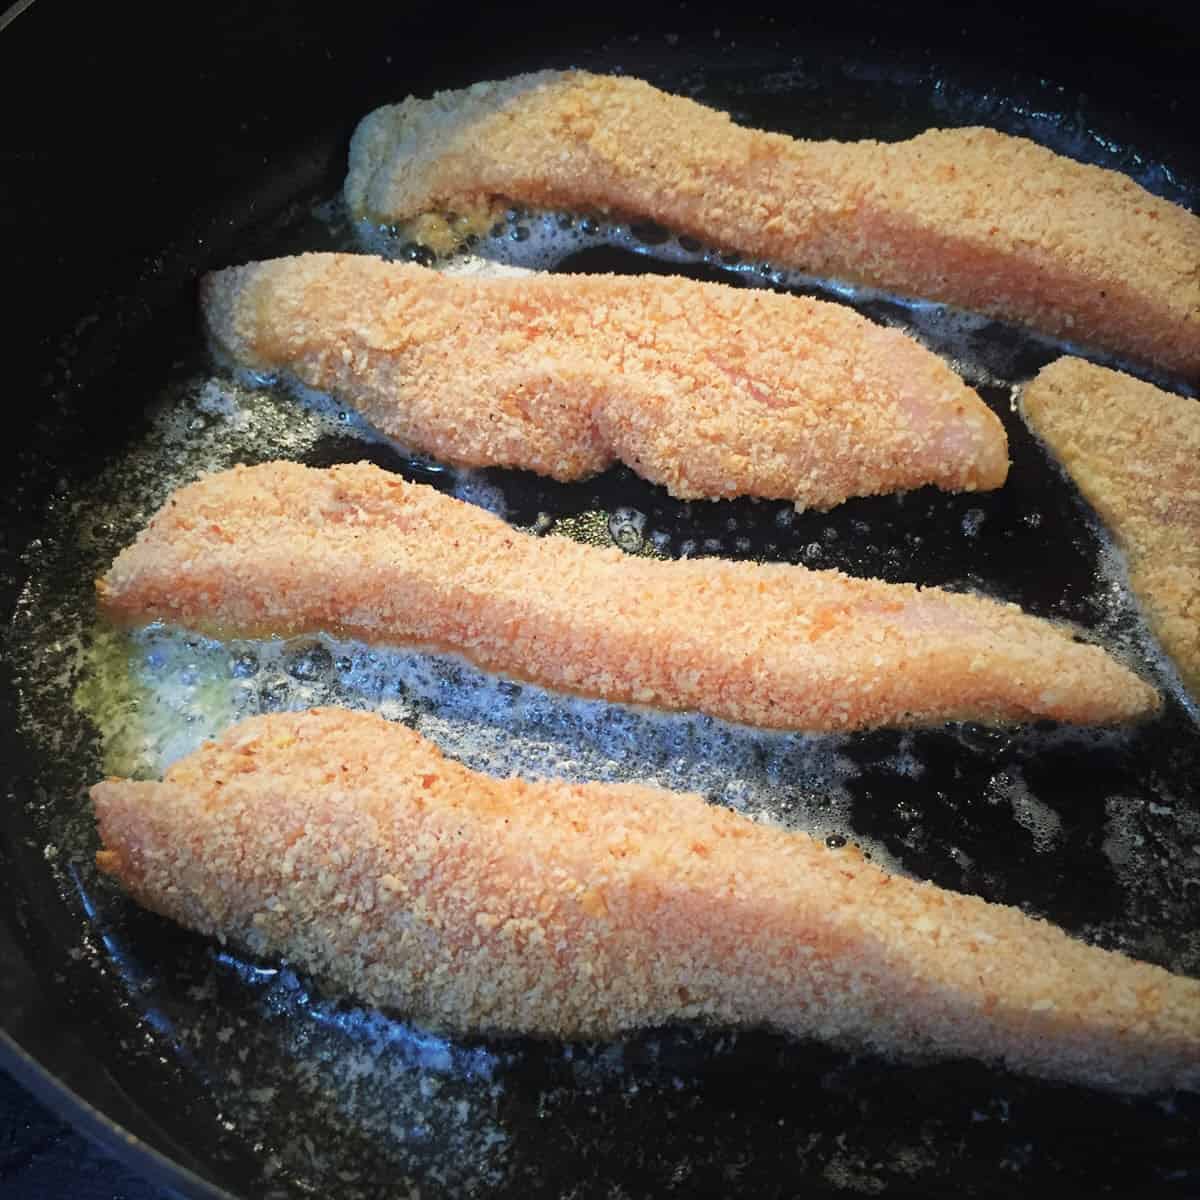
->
2, 3, 1199, 1197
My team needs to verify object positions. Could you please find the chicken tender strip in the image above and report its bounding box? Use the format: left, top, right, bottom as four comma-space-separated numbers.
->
202, 253, 1008, 507
1022, 358, 1200, 696
96, 461, 1156, 731
346, 71, 1200, 377
92, 707, 1200, 1093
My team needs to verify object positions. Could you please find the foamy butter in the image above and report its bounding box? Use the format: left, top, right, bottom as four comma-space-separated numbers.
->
986, 766, 1063, 853
78, 624, 882, 865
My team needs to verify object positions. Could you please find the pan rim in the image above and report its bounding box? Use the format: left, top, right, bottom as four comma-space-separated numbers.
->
0, 1029, 237, 1200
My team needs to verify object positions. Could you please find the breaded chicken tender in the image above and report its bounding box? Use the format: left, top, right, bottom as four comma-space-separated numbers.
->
346, 71, 1200, 377
202, 253, 1008, 508
1022, 358, 1200, 696
93, 708, 1200, 1093
96, 461, 1157, 731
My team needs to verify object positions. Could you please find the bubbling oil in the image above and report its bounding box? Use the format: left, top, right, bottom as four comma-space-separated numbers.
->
78, 623, 873, 858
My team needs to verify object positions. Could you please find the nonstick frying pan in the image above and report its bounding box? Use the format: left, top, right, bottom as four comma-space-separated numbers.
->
2, 3, 1199, 1197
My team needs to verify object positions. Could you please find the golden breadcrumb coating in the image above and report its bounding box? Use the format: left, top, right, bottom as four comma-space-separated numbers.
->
1022, 357, 1200, 696
201, 253, 1008, 508
96, 461, 1156, 731
346, 71, 1200, 377
93, 708, 1200, 1093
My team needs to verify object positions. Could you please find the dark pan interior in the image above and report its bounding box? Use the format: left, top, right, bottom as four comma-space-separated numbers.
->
2, 3, 1199, 1198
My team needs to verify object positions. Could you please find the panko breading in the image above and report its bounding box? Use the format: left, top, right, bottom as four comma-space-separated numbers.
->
346, 71, 1200, 377
96, 461, 1157, 731
93, 708, 1200, 1093
202, 253, 1008, 508
1022, 357, 1200, 696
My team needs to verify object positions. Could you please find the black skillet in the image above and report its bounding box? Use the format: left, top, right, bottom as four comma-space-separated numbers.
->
2, 2, 1199, 1197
